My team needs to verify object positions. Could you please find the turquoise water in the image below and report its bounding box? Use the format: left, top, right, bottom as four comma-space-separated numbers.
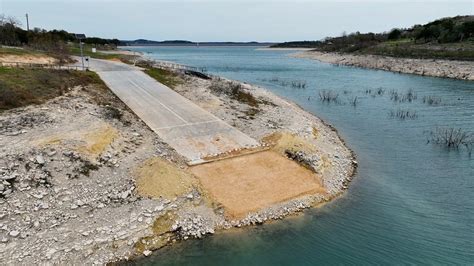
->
129, 46, 474, 265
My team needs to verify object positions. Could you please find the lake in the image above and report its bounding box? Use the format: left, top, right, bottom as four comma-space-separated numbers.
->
128, 46, 474, 265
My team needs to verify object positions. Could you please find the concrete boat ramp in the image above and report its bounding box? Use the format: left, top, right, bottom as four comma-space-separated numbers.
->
85, 58, 326, 218
87, 58, 260, 164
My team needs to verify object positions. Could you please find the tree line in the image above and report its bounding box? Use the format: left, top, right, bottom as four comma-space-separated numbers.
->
272, 15, 474, 51
0, 14, 121, 50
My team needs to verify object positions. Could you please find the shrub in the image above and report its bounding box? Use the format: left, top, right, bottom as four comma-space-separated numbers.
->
422, 95, 442, 105
428, 127, 473, 152
319, 90, 339, 103
388, 108, 418, 120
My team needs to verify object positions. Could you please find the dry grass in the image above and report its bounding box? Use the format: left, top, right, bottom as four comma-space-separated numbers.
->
262, 131, 317, 155
0, 54, 57, 65
208, 80, 261, 107
144, 67, 183, 89
0, 67, 106, 111
190, 150, 325, 219
134, 157, 198, 200
312, 127, 319, 139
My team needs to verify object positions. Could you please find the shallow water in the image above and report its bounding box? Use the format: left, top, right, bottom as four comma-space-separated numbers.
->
128, 46, 474, 265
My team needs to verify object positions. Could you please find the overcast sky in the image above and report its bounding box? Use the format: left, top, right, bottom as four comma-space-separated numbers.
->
1, 0, 472, 42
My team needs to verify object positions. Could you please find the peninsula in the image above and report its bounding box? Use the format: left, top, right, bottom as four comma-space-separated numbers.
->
0, 17, 354, 264
274, 16, 474, 80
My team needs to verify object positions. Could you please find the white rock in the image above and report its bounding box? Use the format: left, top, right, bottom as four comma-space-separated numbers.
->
143, 250, 152, 257
9, 230, 20, 237
35, 155, 45, 165
46, 248, 57, 260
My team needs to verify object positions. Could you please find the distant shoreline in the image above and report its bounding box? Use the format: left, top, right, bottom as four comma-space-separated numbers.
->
294, 51, 474, 81
256, 47, 314, 51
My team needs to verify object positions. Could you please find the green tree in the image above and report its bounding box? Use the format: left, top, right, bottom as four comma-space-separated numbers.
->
388, 28, 402, 40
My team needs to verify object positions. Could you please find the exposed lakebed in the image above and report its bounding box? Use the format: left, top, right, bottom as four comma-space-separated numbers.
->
128, 46, 474, 265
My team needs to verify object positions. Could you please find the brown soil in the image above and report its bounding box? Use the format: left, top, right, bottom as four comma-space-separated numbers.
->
134, 157, 198, 200
190, 150, 326, 219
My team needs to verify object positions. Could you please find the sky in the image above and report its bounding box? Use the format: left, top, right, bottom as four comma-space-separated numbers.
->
1, 0, 472, 42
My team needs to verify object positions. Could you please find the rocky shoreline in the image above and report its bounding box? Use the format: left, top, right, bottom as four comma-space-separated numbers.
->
294, 51, 474, 81
0, 61, 355, 264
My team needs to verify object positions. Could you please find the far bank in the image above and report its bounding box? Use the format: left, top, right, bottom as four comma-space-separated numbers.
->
293, 51, 474, 81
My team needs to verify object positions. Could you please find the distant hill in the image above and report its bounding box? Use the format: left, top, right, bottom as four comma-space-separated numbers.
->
120, 39, 275, 47
271, 15, 474, 60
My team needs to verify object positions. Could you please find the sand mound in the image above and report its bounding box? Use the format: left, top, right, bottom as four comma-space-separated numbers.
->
134, 157, 197, 200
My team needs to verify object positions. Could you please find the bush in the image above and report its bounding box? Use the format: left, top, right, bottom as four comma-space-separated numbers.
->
319, 90, 339, 103
388, 108, 418, 120
388, 29, 402, 40
428, 127, 473, 154
208, 80, 260, 107
103, 106, 123, 120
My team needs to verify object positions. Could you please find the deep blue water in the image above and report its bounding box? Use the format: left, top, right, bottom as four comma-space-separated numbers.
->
129, 46, 474, 265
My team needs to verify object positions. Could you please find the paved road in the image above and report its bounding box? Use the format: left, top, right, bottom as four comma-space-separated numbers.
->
86, 58, 259, 163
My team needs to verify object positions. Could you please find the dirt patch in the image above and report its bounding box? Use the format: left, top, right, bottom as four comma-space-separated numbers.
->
190, 150, 326, 219
134, 157, 198, 200
76, 124, 118, 158
134, 212, 177, 253
263, 131, 317, 154
0, 54, 57, 65
35, 123, 118, 160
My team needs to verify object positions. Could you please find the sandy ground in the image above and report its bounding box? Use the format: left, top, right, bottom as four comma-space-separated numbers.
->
191, 150, 325, 219
294, 51, 474, 80
0, 54, 58, 65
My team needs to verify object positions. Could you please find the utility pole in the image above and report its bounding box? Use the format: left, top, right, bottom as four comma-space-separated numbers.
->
80, 41, 85, 70
74, 34, 87, 71
25, 13, 29, 31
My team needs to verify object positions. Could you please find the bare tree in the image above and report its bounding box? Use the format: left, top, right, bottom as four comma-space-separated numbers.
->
0, 14, 6, 26
0, 15, 22, 45
7, 16, 21, 27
